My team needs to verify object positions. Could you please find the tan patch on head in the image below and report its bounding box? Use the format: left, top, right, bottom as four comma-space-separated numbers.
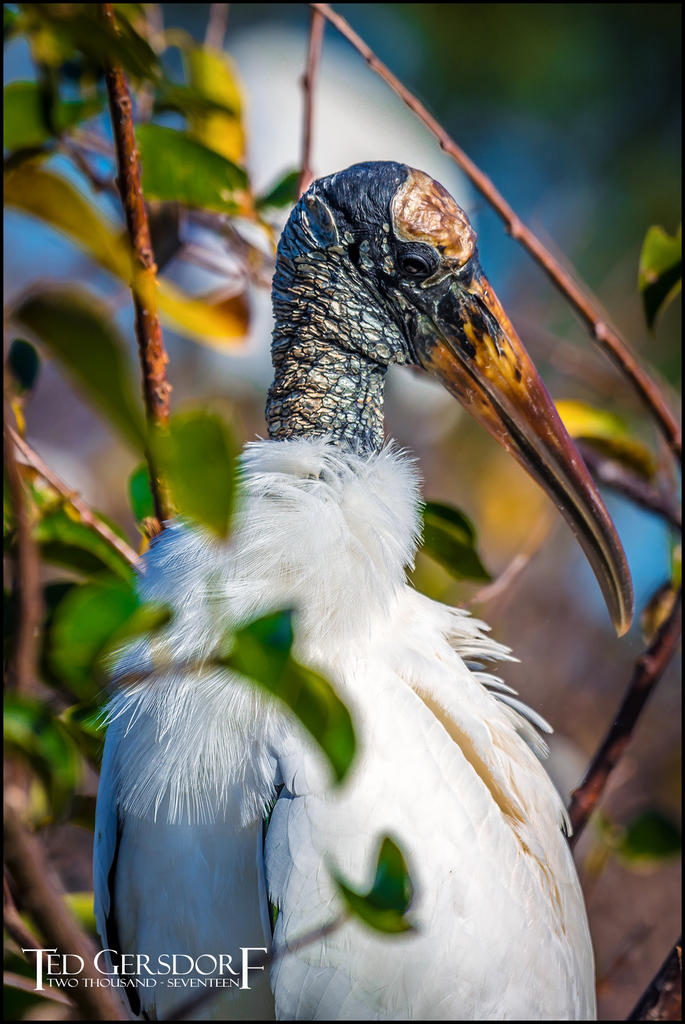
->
391, 168, 476, 266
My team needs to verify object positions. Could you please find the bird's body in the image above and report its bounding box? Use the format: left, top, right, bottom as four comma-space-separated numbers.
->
95, 162, 632, 1020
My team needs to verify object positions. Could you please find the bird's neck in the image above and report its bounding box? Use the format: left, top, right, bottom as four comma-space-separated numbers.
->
266, 243, 392, 453
266, 337, 387, 453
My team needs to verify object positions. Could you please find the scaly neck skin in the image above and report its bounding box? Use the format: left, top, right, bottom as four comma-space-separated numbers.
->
266, 223, 408, 454
266, 336, 387, 453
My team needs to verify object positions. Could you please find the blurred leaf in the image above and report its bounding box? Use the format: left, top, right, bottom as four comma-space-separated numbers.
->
638, 224, 682, 329
128, 462, 156, 524
421, 501, 490, 581
183, 46, 244, 163
5, 164, 244, 342
4, 5, 19, 39
157, 280, 249, 344
25, 4, 160, 81
64, 891, 97, 936
14, 287, 146, 450
154, 410, 237, 537
136, 124, 248, 213
221, 609, 356, 784
4, 693, 82, 816
556, 399, 657, 479
256, 169, 300, 211
48, 579, 168, 699
36, 512, 133, 582
7, 338, 40, 394
59, 701, 106, 767
616, 809, 681, 865
3, 80, 103, 151
49, 579, 138, 698
154, 81, 240, 120
332, 836, 415, 934
4, 164, 132, 280
640, 581, 678, 645
147, 201, 182, 272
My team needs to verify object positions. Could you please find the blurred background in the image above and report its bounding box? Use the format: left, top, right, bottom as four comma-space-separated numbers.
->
4, 4, 681, 1019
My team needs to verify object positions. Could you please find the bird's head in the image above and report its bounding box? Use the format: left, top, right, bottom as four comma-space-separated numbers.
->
273, 161, 633, 635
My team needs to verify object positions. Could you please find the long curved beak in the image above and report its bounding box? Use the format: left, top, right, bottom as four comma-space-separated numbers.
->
415, 261, 634, 636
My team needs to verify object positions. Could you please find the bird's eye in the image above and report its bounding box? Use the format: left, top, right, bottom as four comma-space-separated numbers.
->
397, 247, 436, 279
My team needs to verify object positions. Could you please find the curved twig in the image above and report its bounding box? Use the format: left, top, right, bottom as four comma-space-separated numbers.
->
311, 3, 682, 460
297, 7, 325, 199
568, 589, 682, 844
8, 426, 139, 569
578, 441, 682, 532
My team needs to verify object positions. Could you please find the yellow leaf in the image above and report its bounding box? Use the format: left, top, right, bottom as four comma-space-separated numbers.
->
157, 281, 249, 346
556, 399, 657, 479
4, 163, 132, 281
185, 47, 245, 164
5, 164, 249, 345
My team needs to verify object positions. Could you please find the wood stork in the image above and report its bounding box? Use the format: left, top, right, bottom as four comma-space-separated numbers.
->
94, 162, 633, 1020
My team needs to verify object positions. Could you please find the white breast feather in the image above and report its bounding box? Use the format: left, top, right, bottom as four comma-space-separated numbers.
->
95, 437, 596, 1021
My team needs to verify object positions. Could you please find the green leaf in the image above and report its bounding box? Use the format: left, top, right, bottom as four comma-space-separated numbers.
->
617, 809, 681, 865
13, 287, 146, 450
35, 509, 135, 582
421, 501, 490, 581
7, 338, 40, 394
332, 836, 415, 934
256, 169, 300, 211
556, 399, 657, 479
154, 410, 237, 538
136, 124, 248, 213
4, 693, 82, 816
638, 224, 682, 329
128, 462, 156, 524
48, 579, 138, 698
64, 891, 97, 936
221, 609, 356, 784
4, 5, 19, 40
25, 4, 160, 82
47, 580, 169, 700
59, 701, 106, 767
3, 80, 104, 151
154, 81, 240, 120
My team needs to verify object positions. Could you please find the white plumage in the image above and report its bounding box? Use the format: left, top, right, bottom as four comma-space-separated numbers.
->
94, 437, 596, 1020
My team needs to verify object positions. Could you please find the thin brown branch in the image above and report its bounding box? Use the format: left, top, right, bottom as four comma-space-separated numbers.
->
3, 802, 127, 1020
628, 938, 682, 1021
8, 426, 139, 570
100, 2, 173, 525
3, 406, 42, 693
297, 7, 325, 198
312, 3, 682, 460
568, 589, 682, 844
205, 3, 229, 50
578, 441, 682, 532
